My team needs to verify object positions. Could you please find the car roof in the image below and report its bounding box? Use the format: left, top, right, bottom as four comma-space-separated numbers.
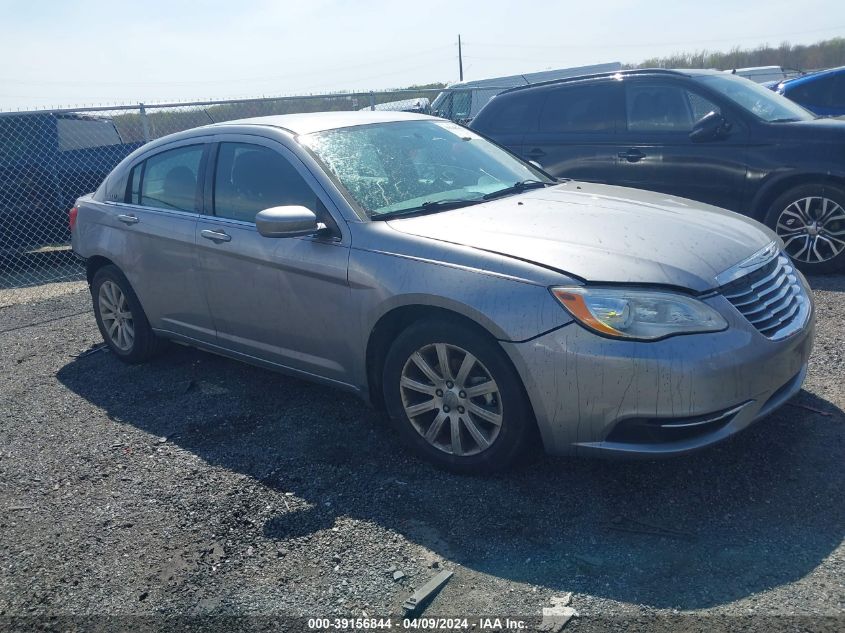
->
494, 67, 721, 96
122, 111, 444, 160
206, 110, 436, 135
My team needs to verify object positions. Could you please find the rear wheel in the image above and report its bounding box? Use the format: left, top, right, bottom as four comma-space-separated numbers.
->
382, 320, 534, 474
91, 265, 165, 363
765, 184, 845, 274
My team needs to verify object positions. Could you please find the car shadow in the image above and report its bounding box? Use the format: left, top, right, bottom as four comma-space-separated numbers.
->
56, 345, 844, 610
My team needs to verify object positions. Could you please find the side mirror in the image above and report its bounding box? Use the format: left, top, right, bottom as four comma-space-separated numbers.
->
256, 206, 323, 238
689, 111, 731, 142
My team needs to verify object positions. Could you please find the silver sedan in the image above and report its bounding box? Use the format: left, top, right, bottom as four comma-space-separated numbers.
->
71, 112, 814, 473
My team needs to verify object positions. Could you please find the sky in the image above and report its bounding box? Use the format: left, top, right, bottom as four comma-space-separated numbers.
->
1, 0, 844, 110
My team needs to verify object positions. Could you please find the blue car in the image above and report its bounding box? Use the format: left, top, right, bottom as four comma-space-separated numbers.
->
772, 67, 845, 117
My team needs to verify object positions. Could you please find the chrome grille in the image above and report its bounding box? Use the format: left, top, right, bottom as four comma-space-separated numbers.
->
720, 254, 809, 340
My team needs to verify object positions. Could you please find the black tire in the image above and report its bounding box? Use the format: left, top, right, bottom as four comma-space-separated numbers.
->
382, 319, 535, 474
91, 265, 165, 363
764, 183, 845, 274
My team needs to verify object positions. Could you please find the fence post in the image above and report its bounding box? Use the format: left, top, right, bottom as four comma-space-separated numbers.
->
369, 91, 375, 111
139, 103, 151, 141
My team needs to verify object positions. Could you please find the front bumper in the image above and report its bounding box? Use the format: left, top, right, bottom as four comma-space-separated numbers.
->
502, 292, 815, 457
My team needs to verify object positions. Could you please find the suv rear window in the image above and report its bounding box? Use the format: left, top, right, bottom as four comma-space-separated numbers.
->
538, 84, 619, 133
57, 117, 122, 151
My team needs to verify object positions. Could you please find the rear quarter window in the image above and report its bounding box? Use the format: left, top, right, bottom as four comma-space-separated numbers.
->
102, 170, 129, 203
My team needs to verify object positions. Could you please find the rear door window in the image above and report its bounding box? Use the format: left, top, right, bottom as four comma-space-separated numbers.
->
213, 142, 318, 223
134, 145, 204, 212
486, 93, 542, 133
538, 83, 620, 133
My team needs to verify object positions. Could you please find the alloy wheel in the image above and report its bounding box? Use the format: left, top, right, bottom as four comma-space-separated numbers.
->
98, 280, 135, 352
399, 342, 502, 456
775, 196, 845, 264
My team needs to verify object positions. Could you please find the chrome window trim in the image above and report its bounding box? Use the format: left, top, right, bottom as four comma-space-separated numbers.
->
103, 200, 200, 219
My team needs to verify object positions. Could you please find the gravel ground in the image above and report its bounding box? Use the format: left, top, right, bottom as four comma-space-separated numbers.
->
0, 275, 843, 632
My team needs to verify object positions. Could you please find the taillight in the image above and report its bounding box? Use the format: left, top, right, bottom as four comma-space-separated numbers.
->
69, 206, 78, 231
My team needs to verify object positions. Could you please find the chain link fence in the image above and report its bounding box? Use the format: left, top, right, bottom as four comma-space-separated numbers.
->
3, 87, 504, 306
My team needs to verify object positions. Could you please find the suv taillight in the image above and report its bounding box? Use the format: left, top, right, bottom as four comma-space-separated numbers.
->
69, 206, 78, 231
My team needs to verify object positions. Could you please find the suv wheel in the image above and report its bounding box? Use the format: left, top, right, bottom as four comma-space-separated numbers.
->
765, 184, 845, 274
91, 265, 165, 363
382, 320, 534, 474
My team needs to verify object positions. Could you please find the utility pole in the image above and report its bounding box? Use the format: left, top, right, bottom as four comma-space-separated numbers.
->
458, 34, 464, 81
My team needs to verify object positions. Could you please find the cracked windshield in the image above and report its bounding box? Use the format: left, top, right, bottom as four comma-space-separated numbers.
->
300, 120, 550, 217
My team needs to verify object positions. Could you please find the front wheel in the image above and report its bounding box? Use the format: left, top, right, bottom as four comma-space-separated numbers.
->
382, 320, 535, 474
765, 184, 845, 274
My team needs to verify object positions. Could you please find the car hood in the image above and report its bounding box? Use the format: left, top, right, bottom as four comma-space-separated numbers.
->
775, 116, 845, 139
386, 182, 777, 292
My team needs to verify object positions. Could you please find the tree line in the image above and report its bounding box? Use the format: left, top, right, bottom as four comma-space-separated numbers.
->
633, 37, 845, 71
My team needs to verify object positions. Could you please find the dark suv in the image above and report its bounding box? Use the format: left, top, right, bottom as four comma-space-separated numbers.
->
471, 69, 845, 273
0, 112, 142, 253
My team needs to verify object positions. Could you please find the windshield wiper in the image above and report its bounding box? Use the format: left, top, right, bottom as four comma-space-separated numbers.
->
482, 179, 553, 200
372, 197, 485, 220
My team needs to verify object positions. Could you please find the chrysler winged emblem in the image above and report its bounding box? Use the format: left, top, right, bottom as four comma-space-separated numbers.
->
739, 241, 778, 269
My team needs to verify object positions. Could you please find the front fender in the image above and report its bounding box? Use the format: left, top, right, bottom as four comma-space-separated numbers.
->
749, 168, 845, 220
350, 245, 572, 351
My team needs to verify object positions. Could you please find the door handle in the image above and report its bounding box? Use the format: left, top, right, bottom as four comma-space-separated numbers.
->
618, 149, 646, 163
526, 148, 546, 158
117, 214, 139, 225
201, 229, 232, 243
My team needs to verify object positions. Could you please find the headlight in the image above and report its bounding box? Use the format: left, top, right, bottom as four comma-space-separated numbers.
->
551, 286, 727, 340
